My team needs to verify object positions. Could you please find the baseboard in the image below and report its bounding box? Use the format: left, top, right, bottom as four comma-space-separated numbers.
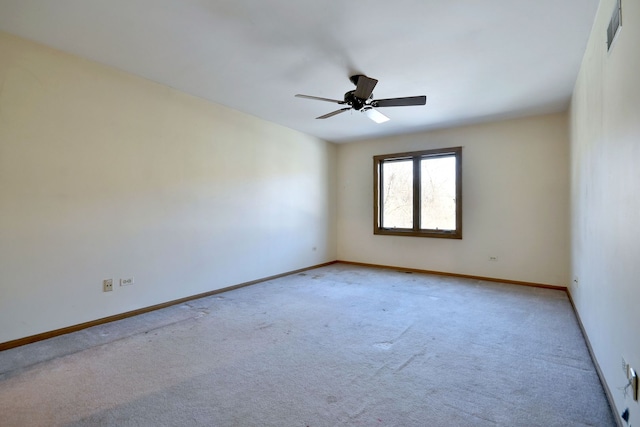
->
337, 261, 619, 422
566, 290, 622, 427
2, 258, 617, 425
0, 260, 573, 352
0, 261, 338, 352
336, 260, 567, 291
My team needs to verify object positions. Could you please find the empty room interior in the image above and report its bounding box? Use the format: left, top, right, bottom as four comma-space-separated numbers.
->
0, 0, 638, 426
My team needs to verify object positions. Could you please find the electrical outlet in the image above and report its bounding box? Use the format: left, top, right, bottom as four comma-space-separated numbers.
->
103, 279, 113, 292
120, 277, 134, 286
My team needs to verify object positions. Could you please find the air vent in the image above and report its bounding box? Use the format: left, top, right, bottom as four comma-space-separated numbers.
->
607, 0, 622, 51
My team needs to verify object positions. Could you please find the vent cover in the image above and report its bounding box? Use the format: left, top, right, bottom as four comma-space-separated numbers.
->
607, 0, 622, 51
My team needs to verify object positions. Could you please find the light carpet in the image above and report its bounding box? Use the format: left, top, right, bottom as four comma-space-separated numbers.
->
0, 263, 615, 426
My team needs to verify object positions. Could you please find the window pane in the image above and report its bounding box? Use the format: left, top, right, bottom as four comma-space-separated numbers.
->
381, 160, 413, 229
420, 156, 456, 230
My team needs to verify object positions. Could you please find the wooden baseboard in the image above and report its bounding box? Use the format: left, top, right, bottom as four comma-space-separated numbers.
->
565, 290, 622, 427
1, 258, 617, 424
0, 261, 338, 352
336, 260, 567, 291
0, 260, 567, 352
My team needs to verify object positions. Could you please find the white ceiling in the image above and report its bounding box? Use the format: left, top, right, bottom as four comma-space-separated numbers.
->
0, 0, 600, 143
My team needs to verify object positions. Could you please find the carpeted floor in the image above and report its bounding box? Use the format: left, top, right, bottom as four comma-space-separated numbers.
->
0, 263, 615, 426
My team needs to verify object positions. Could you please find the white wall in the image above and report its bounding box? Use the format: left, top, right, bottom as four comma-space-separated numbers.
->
0, 32, 337, 344
570, 0, 640, 421
337, 113, 570, 286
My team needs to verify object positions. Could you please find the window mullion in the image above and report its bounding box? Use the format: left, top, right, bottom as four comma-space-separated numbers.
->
378, 161, 384, 229
413, 157, 420, 232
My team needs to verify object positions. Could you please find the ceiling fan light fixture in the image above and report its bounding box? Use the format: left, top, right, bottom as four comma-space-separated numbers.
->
363, 108, 390, 124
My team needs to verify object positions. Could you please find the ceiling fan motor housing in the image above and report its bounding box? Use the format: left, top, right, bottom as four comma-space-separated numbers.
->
344, 91, 367, 110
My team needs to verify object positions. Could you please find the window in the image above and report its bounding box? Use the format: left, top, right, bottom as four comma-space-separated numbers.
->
374, 147, 462, 238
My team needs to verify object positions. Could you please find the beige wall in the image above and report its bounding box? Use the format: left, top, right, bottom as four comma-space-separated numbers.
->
0, 32, 337, 343
336, 113, 570, 286
571, 0, 640, 421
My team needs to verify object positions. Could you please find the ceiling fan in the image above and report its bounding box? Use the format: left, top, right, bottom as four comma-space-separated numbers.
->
295, 75, 426, 123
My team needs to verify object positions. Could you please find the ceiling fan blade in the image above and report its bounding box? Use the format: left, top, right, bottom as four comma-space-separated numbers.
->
372, 95, 427, 108
363, 108, 390, 124
295, 94, 345, 104
354, 76, 378, 100
317, 108, 351, 119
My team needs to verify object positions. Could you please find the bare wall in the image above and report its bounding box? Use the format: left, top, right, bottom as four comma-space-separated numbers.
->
336, 113, 570, 286
570, 0, 640, 421
0, 32, 337, 343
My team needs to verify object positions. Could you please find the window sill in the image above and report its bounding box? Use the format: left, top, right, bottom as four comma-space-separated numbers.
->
374, 229, 462, 239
